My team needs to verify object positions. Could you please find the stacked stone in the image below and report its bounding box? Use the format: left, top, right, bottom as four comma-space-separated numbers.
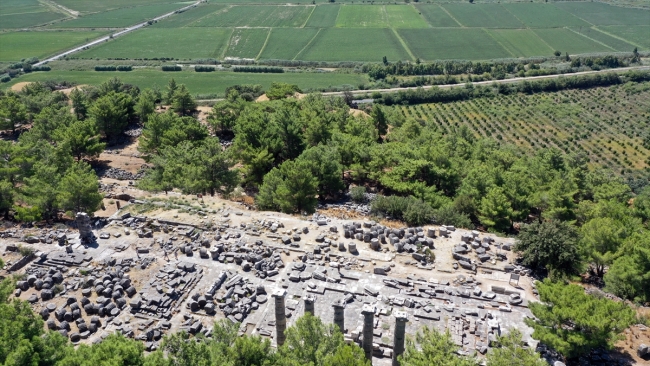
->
205, 273, 265, 323
361, 305, 376, 362
272, 289, 287, 346
392, 311, 409, 366
332, 300, 345, 333
76, 212, 93, 242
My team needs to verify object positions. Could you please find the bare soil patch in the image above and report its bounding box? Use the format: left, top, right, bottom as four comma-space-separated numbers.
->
255, 94, 270, 102
349, 108, 370, 118
10, 82, 32, 92
614, 323, 649, 365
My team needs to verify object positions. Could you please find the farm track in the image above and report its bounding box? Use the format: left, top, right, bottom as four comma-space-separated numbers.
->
34, 0, 202, 66
194, 65, 650, 102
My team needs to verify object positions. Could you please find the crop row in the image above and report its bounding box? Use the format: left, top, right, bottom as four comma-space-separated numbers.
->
400, 85, 650, 174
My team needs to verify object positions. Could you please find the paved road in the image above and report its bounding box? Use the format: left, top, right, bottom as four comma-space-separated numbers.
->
34, 1, 202, 67
194, 65, 650, 102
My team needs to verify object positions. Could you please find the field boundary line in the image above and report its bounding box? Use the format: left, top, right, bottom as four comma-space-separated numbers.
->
592, 26, 644, 50
499, 4, 527, 30
293, 28, 321, 60
529, 28, 557, 54
334, 4, 342, 28
40, 0, 78, 18
438, 4, 464, 28
566, 27, 616, 52
34, 1, 202, 66
220, 28, 236, 60
184, 4, 232, 28
551, 3, 594, 27
302, 5, 316, 28
256, 28, 273, 60
391, 28, 416, 61
411, 3, 431, 28
483, 28, 517, 58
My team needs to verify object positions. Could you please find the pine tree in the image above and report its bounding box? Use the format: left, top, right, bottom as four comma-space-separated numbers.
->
57, 162, 103, 214
171, 84, 196, 116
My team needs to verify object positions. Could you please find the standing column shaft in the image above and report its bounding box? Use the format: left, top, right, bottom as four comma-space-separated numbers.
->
392, 311, 408, 366
332, 302, 345, 333
361, 304, 376, 363
304, 295, 315, 315
272, 289, 287, 346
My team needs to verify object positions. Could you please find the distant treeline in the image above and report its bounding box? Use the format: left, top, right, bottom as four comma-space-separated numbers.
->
94, 65, 132, 71
195, 66, 215, 72
376, 70, 650, 106
162, 65, 182, 71
363, 54, 636, 79
233, 66, 283, 73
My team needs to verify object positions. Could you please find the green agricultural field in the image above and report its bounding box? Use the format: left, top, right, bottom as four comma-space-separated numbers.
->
0, 11, 67, 29
151, 4, 226, 28
486, 29, 554, 58
52, 0, 184, 13
224, 28, 269, 59
570, 27, 637, 53
206, 0, 322, 3
300, 28, 411, 62
76, 28, 232, 60
399, 28, 510, 61
555, 2, 650, 26
502, 3, 590, 28
385, 5, 430, 29
335, 5, 387, 28
0, 31, 106, 61
259, 28, 319, 60
600, 26, 650, 50
304, 5, 340, 28
414, 4, 460, 27
0, 0, 67, 29
4, 0, 647, 63
6, 69, 369, 96
400, 84, 650, 172
335, 5, 428, 28
190, 5, 313, 28
442, 4, 524, 28
50, 3, 186, 28
533, 28, 612, 55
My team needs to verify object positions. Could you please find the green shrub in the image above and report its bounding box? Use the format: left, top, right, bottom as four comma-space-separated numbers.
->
403, 199, 435, 226
195, 65, 215, 72
116, 65, 132, 71
233, 66, 283, 74
162, 65, 181, 71
434, 205, 474, 229
95, 65, 116, 71
350, 186, 366, 203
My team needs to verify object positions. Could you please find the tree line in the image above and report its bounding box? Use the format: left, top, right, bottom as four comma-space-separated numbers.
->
363, 54, 638, 80
375, 71, 650, 106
